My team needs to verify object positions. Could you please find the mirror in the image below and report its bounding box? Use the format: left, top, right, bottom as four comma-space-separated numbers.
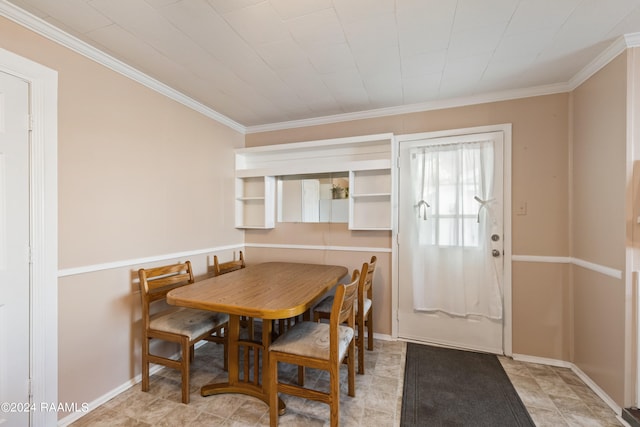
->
277, 173, 349, 223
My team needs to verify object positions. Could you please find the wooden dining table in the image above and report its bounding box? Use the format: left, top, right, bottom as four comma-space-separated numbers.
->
166, 261, 348, 412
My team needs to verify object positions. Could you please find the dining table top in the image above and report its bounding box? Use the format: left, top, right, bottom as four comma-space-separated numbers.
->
166, 262, 348, 320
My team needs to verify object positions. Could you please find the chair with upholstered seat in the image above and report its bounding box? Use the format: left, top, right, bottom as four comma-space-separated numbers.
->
313, 255, 377, 374
212, 251, 254, 339
212, 250, 245, 276
138, 261, 228, 404
268, 270, 359, 427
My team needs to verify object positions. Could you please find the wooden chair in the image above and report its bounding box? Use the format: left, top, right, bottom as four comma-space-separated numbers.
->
313, 256, 377, 374
138, 261, 228, 404
268, 270, 359, 427
212, 251, 254, 339
212, 250, 245, 276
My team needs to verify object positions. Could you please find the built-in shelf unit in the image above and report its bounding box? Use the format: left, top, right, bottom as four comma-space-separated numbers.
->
235, 133, 393, 230
235, 175, 275, 229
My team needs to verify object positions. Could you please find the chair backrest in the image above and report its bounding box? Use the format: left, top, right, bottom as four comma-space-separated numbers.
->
213, 251, 245, 276
360, 255, 377, 302
138, 261, 195, 328
332, 270, 360, 331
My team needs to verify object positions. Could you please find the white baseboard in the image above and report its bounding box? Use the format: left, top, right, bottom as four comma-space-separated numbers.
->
512, 353, 626, 422
63, 338, 629, 427
56, 364, 161, 426
55, 342, 207, 426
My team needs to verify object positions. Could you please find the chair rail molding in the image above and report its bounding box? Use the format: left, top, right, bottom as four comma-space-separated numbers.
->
58, 243, 245, 277
511, 254, 622, 279
244, 243, 392, 253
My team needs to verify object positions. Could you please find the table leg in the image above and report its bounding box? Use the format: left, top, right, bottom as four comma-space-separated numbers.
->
200, 316, 285, 415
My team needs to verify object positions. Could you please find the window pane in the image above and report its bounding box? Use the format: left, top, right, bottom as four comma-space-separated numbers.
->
438, 218, 457, 246
462, 217, 479, 247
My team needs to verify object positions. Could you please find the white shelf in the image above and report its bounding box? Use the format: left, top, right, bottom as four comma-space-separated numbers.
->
235, 134, 394, 231
235, 176, 275, 229
237, 196, 265, 201
351, 193, 392, 198
349, 169, 392, 230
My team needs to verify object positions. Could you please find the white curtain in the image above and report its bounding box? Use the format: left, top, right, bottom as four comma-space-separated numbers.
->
409, 140, 502, 319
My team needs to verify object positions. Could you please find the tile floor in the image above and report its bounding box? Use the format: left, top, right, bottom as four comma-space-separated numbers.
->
70, 339, 626, 426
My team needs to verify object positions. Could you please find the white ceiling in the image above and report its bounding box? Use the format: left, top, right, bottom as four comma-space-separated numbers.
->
4, 0, 640, 132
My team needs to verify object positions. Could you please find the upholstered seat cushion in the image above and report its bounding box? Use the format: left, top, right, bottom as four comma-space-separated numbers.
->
315, 296, 371, 316
150, 307, 228, 339
269, 321, 354, 360
314, 296, 334, 315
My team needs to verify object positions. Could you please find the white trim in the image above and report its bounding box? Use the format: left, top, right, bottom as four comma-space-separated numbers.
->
56, 357, 172, 426
0, 1, 245, 134
245, 243, 392, 253
569, 32, 640, 91
3, 2, 640, 135
391, 134, 400, 339
0, 48, 58, 427
246, 84, 568, 133
511, 255, 572, 263
511, 255, 623, 279
248, 33, 640, 133
57, 243, 390, 277
58, 243, 245, 277
572, 257, 623, 280
392, 124, 513, 356
512, 353, 624, 420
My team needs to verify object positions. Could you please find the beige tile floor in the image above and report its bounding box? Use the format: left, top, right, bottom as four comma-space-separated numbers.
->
70, 339, 625, 426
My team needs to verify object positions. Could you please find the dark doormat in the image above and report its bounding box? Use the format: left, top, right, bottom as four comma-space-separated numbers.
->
401, 342, 536, 427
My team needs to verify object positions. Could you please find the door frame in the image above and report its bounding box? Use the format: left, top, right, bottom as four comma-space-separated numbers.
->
0, 48, 58, 426
391, 123, 513, 356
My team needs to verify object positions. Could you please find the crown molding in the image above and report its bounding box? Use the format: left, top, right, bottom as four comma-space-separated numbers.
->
246, 32, 640, 134
245, 82, 570, 133
569, 32, 640, 90
0, 1, 246, 134
3, 1, 639, 135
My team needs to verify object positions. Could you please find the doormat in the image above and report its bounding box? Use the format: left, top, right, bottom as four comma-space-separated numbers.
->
401, 342, 535, 426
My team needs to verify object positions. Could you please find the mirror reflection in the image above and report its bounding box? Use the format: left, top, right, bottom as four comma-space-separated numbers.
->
277, 173, 349, 223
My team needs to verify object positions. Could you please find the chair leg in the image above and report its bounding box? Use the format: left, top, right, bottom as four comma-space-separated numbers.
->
357, 319, 365, 375
297, 365, 305, 386
181, 338, 191, 404
367, 309, 374, 350
141, 338, 150, 392
269, 354, 279, 427
329, 362, 340, 427
348, 340, 356, 397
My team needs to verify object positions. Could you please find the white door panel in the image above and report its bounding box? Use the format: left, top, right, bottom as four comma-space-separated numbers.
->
398, 131, 505, 354
0, 70, 31, 426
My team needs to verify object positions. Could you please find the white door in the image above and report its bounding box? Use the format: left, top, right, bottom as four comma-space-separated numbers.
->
0, 70, 31, 426
398, 131, 505, 354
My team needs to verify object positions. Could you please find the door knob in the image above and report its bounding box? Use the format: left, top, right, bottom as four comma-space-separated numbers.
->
492, 249, 501, 257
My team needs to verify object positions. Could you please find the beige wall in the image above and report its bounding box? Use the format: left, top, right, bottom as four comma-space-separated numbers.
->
570, 52, 629, 405
3, 11, 635, 416
0, 17, 244, 416
245, 223, 391, 335
512, 262, 571, 360
247, 94, 571, 348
